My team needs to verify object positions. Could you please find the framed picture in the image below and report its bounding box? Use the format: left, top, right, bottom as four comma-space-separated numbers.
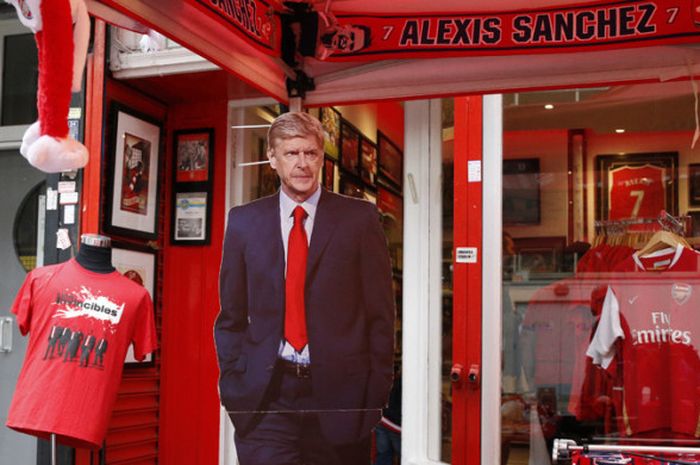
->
503, 158, 540, 225
378, 187, 403, 271
688, 211, 700, 236
689, 164, 700, 207
377, 131, 403, 189
596, 152, 678, 220
340, 175, 364, 198
360, 138, 378, 186
174, 129, 213, 183
323, 158, 337, 191
320, 107, 341, 161
104, 103, 162, 240
340, 120, 360, 174
112, 244, 156, 366
172, 191, 210, 245
512, 236, 566, 275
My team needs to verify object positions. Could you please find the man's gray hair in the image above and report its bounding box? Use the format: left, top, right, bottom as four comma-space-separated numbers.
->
267, 111, 324, 150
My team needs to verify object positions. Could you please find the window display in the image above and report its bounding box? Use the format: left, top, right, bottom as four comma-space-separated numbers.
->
501, 82, 700, 464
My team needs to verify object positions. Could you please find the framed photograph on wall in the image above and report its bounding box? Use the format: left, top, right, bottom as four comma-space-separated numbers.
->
172, 191, 210, 245
340, 120, 360, 174
360, 137, 378, 186
689, 163, 700, 207
320, 107, 341, 161
340, 175, 364, 198
323, 158, 337, 191
596, 152, 678, 220
503, 158, 540, 225
174, 128, 213, 183
171, 127, 215, 246
377, 131, 403, 189
378, 187, 403, 271
112, 244, 156, 366
512, 236, 566, 274
104, 103, 162, 240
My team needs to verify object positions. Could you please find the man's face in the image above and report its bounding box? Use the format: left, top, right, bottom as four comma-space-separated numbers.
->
268, 135, 323, 202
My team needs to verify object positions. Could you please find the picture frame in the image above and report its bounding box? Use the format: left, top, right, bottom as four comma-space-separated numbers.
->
340, 120, 360, 174
320, 107, 341, 161
172, 191, 210, 245
360, 137, 378, 186
111, 244, 156, 366
503, 158, 540, 225
323, 157, 337, 191
512, 236, 566, 275
377, 131, 403, 189
688, 163, 700, 207
340, 175, 364, 198
378, 187, 404, 272
171, 127, 216, 246
596, 152, 678, 220
174, 128, 214, 183
104, 103, 162, 240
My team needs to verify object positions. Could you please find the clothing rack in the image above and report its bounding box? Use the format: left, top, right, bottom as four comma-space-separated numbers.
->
592, 211, 690, 247
553, 438, 700, 463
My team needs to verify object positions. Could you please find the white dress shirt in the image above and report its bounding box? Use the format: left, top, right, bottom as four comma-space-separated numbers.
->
278, 187, 321, 364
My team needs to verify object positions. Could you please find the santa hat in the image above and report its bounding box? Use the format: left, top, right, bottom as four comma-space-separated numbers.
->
7, 0, 90, 173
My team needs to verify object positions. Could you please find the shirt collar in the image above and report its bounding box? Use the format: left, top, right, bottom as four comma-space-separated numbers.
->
280, 186, 321, 221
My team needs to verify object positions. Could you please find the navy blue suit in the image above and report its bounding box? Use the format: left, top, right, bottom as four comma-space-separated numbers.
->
215, 189, 395, 451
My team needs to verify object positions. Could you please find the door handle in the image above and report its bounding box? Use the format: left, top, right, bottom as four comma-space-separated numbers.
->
0, 316, 13, 353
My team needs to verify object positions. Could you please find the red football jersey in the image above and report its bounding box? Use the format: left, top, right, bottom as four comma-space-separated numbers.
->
608, 164, 666, 221
586, 246, 700, 438
6, 259, 157, 448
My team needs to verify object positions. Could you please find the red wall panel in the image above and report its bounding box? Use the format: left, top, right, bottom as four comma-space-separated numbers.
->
159, 99, 229, 465
76, 78, 168, 465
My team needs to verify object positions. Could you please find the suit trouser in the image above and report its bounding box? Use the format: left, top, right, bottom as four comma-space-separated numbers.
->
232, 364, 370, 465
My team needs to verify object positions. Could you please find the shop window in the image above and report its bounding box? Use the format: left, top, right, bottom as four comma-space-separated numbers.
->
2, 32, 37, 126
501, 82, 700, 463
13, 181, 44, 271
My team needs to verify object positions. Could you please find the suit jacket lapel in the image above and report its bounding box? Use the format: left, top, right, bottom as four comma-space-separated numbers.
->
307, 189, 337, 279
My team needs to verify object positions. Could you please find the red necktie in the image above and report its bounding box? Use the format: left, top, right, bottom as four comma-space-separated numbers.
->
285, 206, 308, 351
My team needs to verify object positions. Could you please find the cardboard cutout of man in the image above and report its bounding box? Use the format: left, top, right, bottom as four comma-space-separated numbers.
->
215, 111, 395, 465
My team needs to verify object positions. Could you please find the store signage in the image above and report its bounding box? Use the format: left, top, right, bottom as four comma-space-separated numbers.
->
192, 0, 280, 54
318, 0, 700, 60
456, 247, 478, 264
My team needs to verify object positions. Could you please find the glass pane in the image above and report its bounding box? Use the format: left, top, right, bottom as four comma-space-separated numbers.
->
13, 180, 44, 271
2, 33, 38, 126
231, 105, 279, 204
501, 82, 700, 464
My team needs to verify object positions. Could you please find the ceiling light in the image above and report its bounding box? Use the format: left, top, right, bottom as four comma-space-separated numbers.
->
615, 129, 625, 134
544, 104, 554, 110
